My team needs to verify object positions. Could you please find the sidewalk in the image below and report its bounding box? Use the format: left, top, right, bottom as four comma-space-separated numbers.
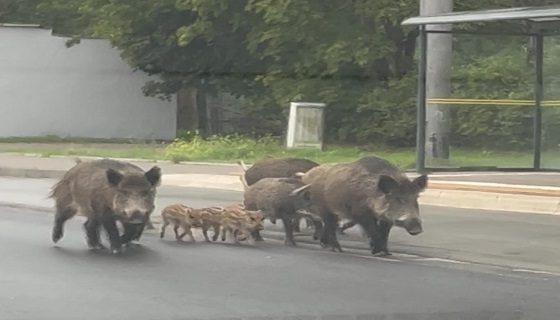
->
1, 153, 560, 214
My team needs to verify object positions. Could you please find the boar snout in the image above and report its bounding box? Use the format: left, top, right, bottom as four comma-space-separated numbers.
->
395, 216, 423, 235
125, 208, 151, 224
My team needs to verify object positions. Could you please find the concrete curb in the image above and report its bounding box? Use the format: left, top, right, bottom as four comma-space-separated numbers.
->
7, 153, 242, 167
2, 163, 560, 215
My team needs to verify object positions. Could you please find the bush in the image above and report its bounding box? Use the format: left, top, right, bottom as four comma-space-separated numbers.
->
165, 131, 283, 163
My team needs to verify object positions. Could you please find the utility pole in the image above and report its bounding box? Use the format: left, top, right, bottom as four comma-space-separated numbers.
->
420, 0, 453, 163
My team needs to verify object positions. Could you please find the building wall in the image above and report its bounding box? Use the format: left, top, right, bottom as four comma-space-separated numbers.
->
0, 25, 177, 140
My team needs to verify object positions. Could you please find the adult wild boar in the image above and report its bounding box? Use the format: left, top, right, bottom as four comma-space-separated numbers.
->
238, 157, 319, 186
73, 158, 155, 240
50, 158, 162, 254
290, 156, 428, 255
241, 176, 322, 246
295, 163, 360, 235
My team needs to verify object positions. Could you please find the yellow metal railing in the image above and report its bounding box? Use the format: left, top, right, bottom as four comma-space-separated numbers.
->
426, 98, 560, 107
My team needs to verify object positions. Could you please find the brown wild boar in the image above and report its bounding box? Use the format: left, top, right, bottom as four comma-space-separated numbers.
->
190, 206, 225, 242
295, 163, 361, 236
238, 156, 319, 233
218, 204, 264, 244
238, 157, 319, 186
290, 156, 428, 256
72, 158, 156, 244
50, 158, 161, 254
241, 175, 322, 246
159, 204, 201, 242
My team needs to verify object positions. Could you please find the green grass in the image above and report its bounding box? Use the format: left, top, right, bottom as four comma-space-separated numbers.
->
1, 134, 560, 170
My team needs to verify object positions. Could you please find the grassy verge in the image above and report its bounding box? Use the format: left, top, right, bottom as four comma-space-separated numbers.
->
0, 134, 559, 169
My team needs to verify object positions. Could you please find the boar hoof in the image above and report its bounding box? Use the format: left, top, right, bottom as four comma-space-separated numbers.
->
284, 239, 297, 247
89, 243, 106, 251
332, 242, 343, 253
371, 247, 391, 256
125, 242, 141, 248
110, 245, 123, 254
52, 228, 63, 243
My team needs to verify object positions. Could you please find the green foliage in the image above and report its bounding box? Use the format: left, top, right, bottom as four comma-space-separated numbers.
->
165, 131, 283, 163
7, 0, 560, 152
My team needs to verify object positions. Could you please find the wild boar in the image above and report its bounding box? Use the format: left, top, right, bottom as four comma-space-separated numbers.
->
238, 157, 319, 186
190, 206, 225, 242
50, 158, 161, 254
72, 158, 155, 242
290, 156, 428, 256
295, 163, 361, 236
238, 157, 319, 234
241, 175, 322, 246
159, 204, 200, 242
218, 204, 264, 244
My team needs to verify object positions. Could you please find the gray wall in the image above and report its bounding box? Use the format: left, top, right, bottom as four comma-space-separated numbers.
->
0, 25, 177, 140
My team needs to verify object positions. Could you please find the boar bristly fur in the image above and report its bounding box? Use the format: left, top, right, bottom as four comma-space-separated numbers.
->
50, 159, 161, 254
242, 177, 322, 246
291, 156, 428, 256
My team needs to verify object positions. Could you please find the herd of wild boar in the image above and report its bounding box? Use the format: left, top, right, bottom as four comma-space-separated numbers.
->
49, 155, 428, 256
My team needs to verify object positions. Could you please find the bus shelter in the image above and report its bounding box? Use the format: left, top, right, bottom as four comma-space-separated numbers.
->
402, 6, 560, 173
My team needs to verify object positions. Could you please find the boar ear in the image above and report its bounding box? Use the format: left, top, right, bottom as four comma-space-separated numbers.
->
106, 169, 124, 187
377, 175, 399, 194
412, 174, 428, 192
145, 166, 162, 187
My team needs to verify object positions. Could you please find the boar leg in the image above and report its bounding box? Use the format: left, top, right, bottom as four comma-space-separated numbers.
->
356, 214, 391, 256
311, 220, 323, 241
319, 212, 343, 252
281, 215, 297, 246
83, 218, 105, 250
160, 220, 169, 238
131, 223, 146, 241
221, 226, 229, 242
100, 213, 122, 254
201, 225, 211, 242
250, 229, 265, 242
173, 224, 181, 239
292, 218, 301, 233
373, 220, 393, 256
52, 204, 78, 244
178, 222, 196, 243
212, 223, 221, 242
120, 223, 143, 246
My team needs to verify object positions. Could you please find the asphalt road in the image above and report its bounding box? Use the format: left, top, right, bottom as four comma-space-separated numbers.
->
2, 206, 560, 320
1, 176, 560, 273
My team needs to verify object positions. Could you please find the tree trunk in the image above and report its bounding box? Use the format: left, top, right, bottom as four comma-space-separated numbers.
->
176, 87, 199, 132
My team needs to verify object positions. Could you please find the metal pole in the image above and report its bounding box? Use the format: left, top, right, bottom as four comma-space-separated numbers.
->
533, 33, 544, 169
421, 0, 453, 165
416, 25, 427, 173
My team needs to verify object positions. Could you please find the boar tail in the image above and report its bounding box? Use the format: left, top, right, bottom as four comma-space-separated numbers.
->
237, 160, 248, 172
238, 175, 249, 191
48, 179, 66, 199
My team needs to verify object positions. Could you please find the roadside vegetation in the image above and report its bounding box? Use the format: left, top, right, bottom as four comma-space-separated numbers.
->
1, 132, 559, 170
3, 1, 560, 170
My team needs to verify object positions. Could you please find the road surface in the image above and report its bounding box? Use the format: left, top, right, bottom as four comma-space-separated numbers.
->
2, 206, 560, 320
1, 177, 560, 319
